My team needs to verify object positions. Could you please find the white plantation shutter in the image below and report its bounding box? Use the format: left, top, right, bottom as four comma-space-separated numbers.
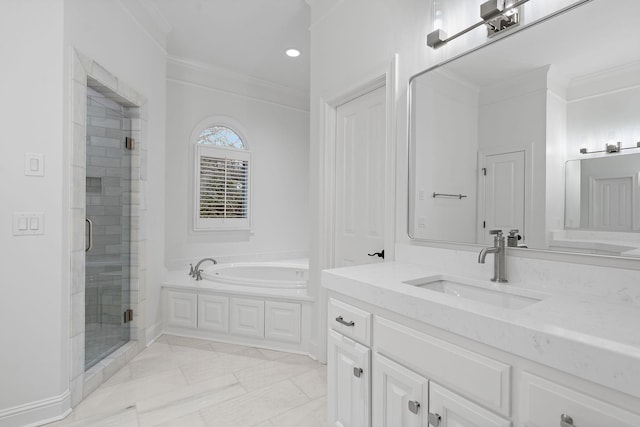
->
195, 144, 251, 230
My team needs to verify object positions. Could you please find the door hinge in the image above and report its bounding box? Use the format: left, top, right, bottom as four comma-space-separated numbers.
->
125, 136, 135, 151
124, 309, 133, 323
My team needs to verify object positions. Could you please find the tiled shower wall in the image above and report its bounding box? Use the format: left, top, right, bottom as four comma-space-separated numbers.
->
85, 88, 131, 330
69, 50, 148, 407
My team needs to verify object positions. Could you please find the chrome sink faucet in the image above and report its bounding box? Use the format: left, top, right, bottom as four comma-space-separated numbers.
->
189, 258, 218, 281
478, 230, 507, 283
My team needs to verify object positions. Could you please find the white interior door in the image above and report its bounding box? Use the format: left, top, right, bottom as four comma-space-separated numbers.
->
589, 176, 633, 231
334, 86, 386, 267
481, 151, 525, 244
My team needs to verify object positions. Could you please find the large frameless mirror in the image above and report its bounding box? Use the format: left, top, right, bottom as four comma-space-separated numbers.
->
408, 0, 640, 258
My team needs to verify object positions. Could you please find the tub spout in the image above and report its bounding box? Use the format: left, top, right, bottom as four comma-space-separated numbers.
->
193, 258, 218, 281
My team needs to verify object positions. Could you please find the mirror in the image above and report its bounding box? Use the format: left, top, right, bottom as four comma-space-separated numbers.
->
409, 0, 640, 257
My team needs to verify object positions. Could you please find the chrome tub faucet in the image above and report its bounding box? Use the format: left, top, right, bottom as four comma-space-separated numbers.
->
478, 230, 507, 283
189, 258, 218, 281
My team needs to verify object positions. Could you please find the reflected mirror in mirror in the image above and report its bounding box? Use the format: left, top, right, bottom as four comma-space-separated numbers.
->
408, 0, 640, 258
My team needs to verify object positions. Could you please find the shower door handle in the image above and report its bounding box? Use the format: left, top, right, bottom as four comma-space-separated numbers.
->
85, 218, 93, 252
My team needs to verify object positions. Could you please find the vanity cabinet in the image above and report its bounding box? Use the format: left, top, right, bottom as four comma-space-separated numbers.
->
373, 353, 428, 427
328, 329, 371, 427
429, 382, 511, 427
326, 293, 640, 427
327, 298, 372, 427
519, 372, 640, 427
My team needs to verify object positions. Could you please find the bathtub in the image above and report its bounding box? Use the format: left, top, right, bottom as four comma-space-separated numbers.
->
162, 259, 312, 354
201, 262, 308, 289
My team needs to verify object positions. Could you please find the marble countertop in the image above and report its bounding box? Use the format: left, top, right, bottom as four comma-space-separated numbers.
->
322, 262, 640, 399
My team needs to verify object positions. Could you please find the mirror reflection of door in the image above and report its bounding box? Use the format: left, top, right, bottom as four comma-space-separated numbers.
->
589, 176, 633, 231
481, 151, 525, 244
334, 86, 386, 267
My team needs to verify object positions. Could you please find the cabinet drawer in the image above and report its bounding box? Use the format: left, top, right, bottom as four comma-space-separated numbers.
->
328, 298, 371, 345
520, 372, 640, 427
374, 317, 510, 416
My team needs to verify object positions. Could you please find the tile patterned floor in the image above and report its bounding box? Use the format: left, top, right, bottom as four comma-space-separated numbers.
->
45, 335, 327, 427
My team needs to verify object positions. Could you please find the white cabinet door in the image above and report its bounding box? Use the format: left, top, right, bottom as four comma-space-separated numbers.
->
520, 372, 640, 427
328, 329, 371, 427
166, 291, 197, 329
230, 297, 264, 338
373, 353, 428, 427
198, 294, 228, 333
265, 301, 301, 343
429, 382, 511, 427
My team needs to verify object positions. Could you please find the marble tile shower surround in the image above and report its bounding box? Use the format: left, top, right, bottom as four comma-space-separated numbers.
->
396, 243, 640, 306
70, 49, 149, 408
45, 336, 327, 427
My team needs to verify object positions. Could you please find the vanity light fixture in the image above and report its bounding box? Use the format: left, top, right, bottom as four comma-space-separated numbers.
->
579, 141, 640, 155
426, 0, 529, 49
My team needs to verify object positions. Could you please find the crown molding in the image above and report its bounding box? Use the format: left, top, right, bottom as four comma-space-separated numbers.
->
167, 56, 309, 111
117, 0, 172, 52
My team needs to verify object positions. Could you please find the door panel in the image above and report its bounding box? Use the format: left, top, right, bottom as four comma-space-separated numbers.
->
328, 330, 371, 427
335, 86, 386, 267
590, 176, 633, 231
482, 151, 525, 244
373, 353, 428, 427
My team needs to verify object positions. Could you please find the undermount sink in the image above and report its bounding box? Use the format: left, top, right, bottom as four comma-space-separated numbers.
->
403, 275, 543, 309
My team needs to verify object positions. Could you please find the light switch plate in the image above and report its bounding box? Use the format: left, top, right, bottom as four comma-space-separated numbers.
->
24, 153, 44, 176
13, 212, 44, 235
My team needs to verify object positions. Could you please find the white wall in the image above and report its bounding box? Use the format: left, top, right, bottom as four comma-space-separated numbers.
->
63, 0, 168, 343
164, 61, 310, 269
411, 70, 478, 242
308, 0, 620, 360
0, 0, 67, 418
0, 0, 166, 424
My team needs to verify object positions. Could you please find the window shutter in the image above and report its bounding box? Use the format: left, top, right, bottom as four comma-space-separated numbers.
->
195, 145, 251, 230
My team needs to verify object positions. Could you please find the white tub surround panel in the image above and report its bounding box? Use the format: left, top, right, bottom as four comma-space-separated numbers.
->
162, 269, 314, 356
322, 262, 640, 401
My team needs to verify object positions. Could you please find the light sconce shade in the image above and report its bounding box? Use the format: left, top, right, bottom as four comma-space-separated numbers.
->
426, 0, 527, 49
480, 0, 505, 20
426, 29, 448, 49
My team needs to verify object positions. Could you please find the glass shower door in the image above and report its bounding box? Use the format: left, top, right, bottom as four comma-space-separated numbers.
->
84, 87, 132, 370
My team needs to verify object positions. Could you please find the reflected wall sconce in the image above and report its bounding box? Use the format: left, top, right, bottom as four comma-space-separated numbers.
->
579, 141, 640, 155
426, 0, 529, 49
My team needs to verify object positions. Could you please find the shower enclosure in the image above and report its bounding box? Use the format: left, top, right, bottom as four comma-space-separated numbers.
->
84, 83, 133, 370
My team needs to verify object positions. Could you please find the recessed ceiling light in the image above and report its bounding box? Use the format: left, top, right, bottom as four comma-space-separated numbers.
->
285, 48, 301, 58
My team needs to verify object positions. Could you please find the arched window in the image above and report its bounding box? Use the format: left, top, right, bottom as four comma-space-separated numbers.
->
197, 125, 245, 149
194, 124, 251, 230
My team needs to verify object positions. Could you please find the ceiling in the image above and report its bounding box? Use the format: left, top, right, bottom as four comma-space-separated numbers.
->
151, 0, 310, 93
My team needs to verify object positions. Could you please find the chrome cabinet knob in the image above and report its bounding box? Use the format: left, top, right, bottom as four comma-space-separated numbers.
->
408, 400, 420, 414
560, 414, 574, 427
428, 412, 441, 427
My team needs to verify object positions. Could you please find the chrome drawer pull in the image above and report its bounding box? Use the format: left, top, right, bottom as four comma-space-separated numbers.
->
560, 414, 574, 427
353, 367, 363, 378
429, 412, 441, 427
408, 400, 420, 414
335, 316, 355, 327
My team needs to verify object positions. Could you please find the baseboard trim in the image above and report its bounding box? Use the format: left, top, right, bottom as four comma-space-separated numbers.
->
0, 390, 71, 427
146, 321, 163, 346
